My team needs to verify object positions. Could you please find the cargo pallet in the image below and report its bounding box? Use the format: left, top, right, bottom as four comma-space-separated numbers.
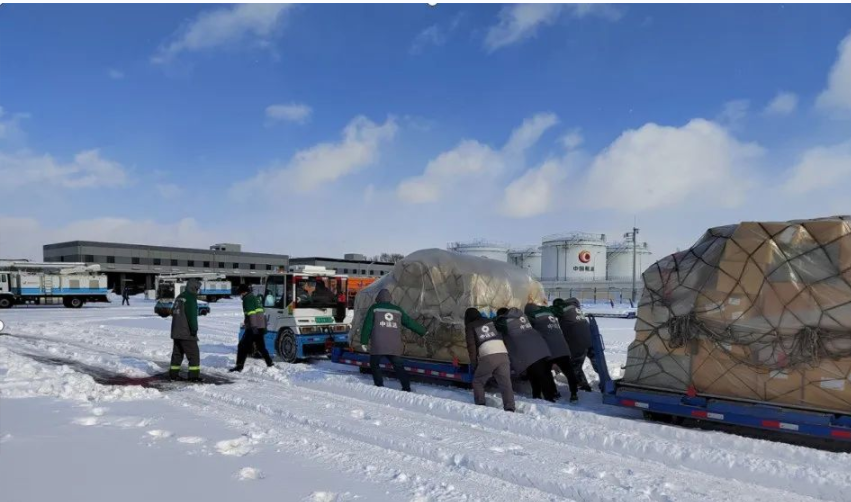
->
589, 317, 851, 446
331, 347, 475, 385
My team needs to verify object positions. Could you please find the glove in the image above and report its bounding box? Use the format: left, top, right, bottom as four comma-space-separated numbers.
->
190, 330, 198, 338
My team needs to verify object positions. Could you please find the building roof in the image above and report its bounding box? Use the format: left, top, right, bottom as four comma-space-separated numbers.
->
43, 240, 288, 259
290, 256, 394, 266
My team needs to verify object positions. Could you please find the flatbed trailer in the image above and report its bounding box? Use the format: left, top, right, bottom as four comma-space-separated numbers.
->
331, 347, 475, 385
588, 317, 851, 446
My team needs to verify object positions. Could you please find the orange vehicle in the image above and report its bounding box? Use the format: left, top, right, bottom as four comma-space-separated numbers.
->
346, 277, 377, 308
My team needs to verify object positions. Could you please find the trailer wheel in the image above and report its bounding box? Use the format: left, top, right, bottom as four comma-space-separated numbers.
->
0, 296, 12, 309
68, 297, 84, 309
276, 329, 298, 363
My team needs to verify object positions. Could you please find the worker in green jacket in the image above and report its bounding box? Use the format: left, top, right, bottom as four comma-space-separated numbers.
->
360, 289, 426, 391
230, 284, 274, 372
170, 279, 202, 381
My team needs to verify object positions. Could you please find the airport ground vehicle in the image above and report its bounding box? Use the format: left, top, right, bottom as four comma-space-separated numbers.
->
0, 261, 109, 308
239, 266, 350, 362
153, 273, 220, 317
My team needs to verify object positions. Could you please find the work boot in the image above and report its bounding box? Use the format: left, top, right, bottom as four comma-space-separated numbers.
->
266, 362, 275, 368
579, 383, 593, 392
569, 393, 579, 403
228, 366, 243, 373
168, 368, 181, 381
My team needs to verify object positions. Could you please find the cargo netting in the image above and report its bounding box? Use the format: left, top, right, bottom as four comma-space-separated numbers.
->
623, 216, 851, 413
350, 248, 547, 364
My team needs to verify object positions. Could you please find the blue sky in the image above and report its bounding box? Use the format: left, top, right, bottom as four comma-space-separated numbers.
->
1, 3, 850, 261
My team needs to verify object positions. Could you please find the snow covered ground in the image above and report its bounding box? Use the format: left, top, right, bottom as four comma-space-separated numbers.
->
1, 299, 849, 502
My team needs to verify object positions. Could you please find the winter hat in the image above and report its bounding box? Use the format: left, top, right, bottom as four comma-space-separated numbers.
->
566, 297, 581, 308
464, 307, 482, 324
237, 284, 250, 295
552, 298, 566, 308
185, 278, 201, 295
524, 303, 539, 317
496, 307, 509, 317
375, 289, 392, 304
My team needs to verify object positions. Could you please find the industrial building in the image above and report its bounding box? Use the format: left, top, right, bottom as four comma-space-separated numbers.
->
43, 241, 289, 292
448, 231, 653, 303
289, 254, 394, 278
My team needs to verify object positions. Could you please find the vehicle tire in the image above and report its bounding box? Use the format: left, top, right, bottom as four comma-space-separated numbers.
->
69, 297, 84, 309
275, 328, 298, 363
208, 297, 218, 303
0, 296, 12, 309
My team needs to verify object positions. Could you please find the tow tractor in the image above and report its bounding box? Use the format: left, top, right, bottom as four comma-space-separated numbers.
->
241, 266, 350, 363
154, 273, 223, 317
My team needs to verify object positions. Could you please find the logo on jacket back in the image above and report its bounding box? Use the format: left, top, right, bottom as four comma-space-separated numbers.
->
547, 315, 559, 330
379, 311, 398, 329
475, 324, 497, 343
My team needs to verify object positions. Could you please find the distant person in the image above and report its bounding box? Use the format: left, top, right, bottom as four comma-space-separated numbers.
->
553, 298, 600, 392
359, 289, 426, 392
495, 307, 558, 402
464, 308, 515, 412
311, 281, 336, 305
610, 298, 615, 308
524, 303, 580, 402
230, 284, 274, 372
122, 286, 130, 306
169, 278, 202, 382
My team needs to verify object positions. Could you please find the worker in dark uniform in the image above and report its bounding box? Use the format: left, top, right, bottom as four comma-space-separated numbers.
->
554, 297, 601, 392
464, 308, 515, 412
359, 289, 426, 392
122, 286, 130, 306
495, 307, 558, 402
524, 303, 580, 402
169, 279, 202, 381
230, 284, 274, 372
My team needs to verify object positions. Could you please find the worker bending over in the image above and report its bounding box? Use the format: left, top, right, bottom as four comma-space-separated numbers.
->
524, 303, 580, 402
360, 289, 426, 392
495, 307, 558, 402
464, 308, 515, 412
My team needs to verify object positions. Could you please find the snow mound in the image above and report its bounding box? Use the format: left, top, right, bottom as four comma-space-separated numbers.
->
235, 467, 264, 481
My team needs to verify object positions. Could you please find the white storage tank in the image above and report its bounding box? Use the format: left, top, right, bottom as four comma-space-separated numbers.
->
508, 247, 542, 279
541, 232, 607, 281
606, 241, 652, 282
447, 240, 509, 262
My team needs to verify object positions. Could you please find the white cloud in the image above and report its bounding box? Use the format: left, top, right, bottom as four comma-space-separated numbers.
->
152, 4, 293, 64
764, 91, 798, 115
232, 115, 397, 196
410, 12, 464, 54
484, 4, 622, 52
503, 112, 559, 155
501, 159, 566, 218
583, 119, 764, 211
0, 149, 129, 189
0, 106, 29, 142
108, 69, 125, 80
397, 140, 505, 203
156, 183, 183, 199
783, 140, 851, 194
560, 128, 584, 150
0, 216, 214, 262
817, 30, 851, 113
397, 113, 557, 204
717, 99, 750, 127
265, 103, 312, 125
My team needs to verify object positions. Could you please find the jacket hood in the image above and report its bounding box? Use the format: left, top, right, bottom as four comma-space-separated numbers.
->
464, 307, 482, 324
552, 298, 566, 308
185, 279, 201, 295
502, 307, 524, 320
566, 297, 581, 308
375, 289, 392, 304
524, 303, 540, 317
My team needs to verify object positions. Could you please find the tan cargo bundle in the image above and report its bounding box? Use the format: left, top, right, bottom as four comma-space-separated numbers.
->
623, 216, 851, 413
349, 248, 547, 364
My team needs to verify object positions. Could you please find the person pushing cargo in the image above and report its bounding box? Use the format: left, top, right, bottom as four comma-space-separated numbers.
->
169, 278, 202, 381
230, 284, 274, 372
359, 289, 426, 392
553, 297, 600, 392
495, 307, 558, 402
464, 308, 515, 412
524, 303, 580, 402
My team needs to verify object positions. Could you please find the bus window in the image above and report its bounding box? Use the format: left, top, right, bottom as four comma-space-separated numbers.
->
264, 274, 286, 309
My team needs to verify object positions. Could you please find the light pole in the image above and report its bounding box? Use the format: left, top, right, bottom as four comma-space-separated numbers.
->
624, 227, 640, 304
